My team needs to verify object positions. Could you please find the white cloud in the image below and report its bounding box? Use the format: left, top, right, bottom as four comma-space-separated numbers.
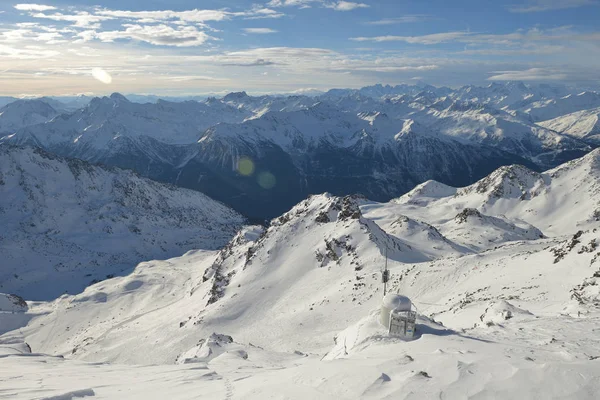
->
351, 32, 470, 44
351, 27, 600, 48
14, 4, 56, 11
157, 75, 226, 82
0, 25, 67, 44
0, 43, 60, 59
364, 15, 431, 25
325, 1, 370, 11
509, 0, 596, 12
93, 24, 213, 47
242, 7, 286, 20
95, 9, 231, 23
268, 0, 368, 11
340, 65, 439, 72
30, 12, 114, 28
243, 28, 278, 34
487, 68, 568, 80
95, 7, 284, 23
267, 0, 320, 7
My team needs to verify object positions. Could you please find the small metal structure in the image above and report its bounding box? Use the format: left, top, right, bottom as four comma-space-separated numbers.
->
380, 293, 417, 339
381, 245, 389, 296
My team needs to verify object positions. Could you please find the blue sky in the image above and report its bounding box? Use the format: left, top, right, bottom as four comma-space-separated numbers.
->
0, 0, 598, 95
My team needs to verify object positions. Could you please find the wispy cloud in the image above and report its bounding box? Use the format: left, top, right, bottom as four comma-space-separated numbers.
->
220, 58, 282, 67
29, 12, 114, 29
351, 32, 470, 44
487, 67, 568, 80
243, 28, 278, 34
364, 15, 432, 25
351, 27, 600, 47
91, 24, 213, 47
509, 0, 596, 13
267, 0, 319, 7
268, 0, 368, 11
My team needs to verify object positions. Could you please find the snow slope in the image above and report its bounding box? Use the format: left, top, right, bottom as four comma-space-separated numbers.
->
0, 146, 244, 299
538, 107, 600, 145
2, 190, 600, 397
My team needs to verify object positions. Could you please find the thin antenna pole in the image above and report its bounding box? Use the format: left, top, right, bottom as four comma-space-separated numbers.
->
383, 245, 388, 296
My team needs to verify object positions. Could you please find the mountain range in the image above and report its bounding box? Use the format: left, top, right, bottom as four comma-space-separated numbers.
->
2, 81, 597, 220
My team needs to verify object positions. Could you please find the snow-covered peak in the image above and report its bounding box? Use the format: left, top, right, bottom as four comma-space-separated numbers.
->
0, 99, 59, 134
223, 91, 249, 102
458, 164, 546, 201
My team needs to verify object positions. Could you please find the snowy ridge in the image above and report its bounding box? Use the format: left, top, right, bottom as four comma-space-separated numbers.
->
1, 82, 597, 221
0, 145, 244, 299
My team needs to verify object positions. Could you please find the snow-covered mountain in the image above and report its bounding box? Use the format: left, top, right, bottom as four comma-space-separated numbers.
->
538, 107, 600, 145
409, 98, 590, 167
8, 93, 250, 148
2, 150, 600, 398
521, 91, 600, 122
451, 81, 573, 109
0, 99, 59, 134
0, 145, 244, 300
222, 91, 316, 118
1, 82, 598, 221
389, 148, 600, 237
10, 150, 600, 358
0, 96, 18, 108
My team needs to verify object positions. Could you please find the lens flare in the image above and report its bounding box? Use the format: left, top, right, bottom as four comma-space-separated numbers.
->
257, 171, 276, 189
92, 68, 112, 84
237, 157, 255, 176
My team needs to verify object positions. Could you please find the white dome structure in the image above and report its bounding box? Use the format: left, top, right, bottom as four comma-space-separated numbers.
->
380, 293, 416, 338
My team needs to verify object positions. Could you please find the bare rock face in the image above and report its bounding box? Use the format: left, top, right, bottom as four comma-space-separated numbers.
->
455, 208, 482, 224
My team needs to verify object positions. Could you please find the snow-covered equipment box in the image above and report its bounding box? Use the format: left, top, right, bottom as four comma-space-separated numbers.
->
380, 293, 417, 338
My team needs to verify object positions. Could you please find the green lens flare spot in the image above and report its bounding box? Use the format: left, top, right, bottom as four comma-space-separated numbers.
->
237, 157, 255, 176
257, 172, 276, 189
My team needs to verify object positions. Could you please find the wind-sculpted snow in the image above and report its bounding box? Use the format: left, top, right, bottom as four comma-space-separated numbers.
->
0, 146, 244, 300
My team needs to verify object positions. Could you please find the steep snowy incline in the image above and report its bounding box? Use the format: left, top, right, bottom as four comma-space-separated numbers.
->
0, 146, 244, 300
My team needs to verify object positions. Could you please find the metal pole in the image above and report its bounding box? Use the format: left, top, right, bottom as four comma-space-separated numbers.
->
384, 245, 388, 296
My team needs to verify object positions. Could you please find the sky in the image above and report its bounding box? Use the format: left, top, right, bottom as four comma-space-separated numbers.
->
0, 0, 599, 96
